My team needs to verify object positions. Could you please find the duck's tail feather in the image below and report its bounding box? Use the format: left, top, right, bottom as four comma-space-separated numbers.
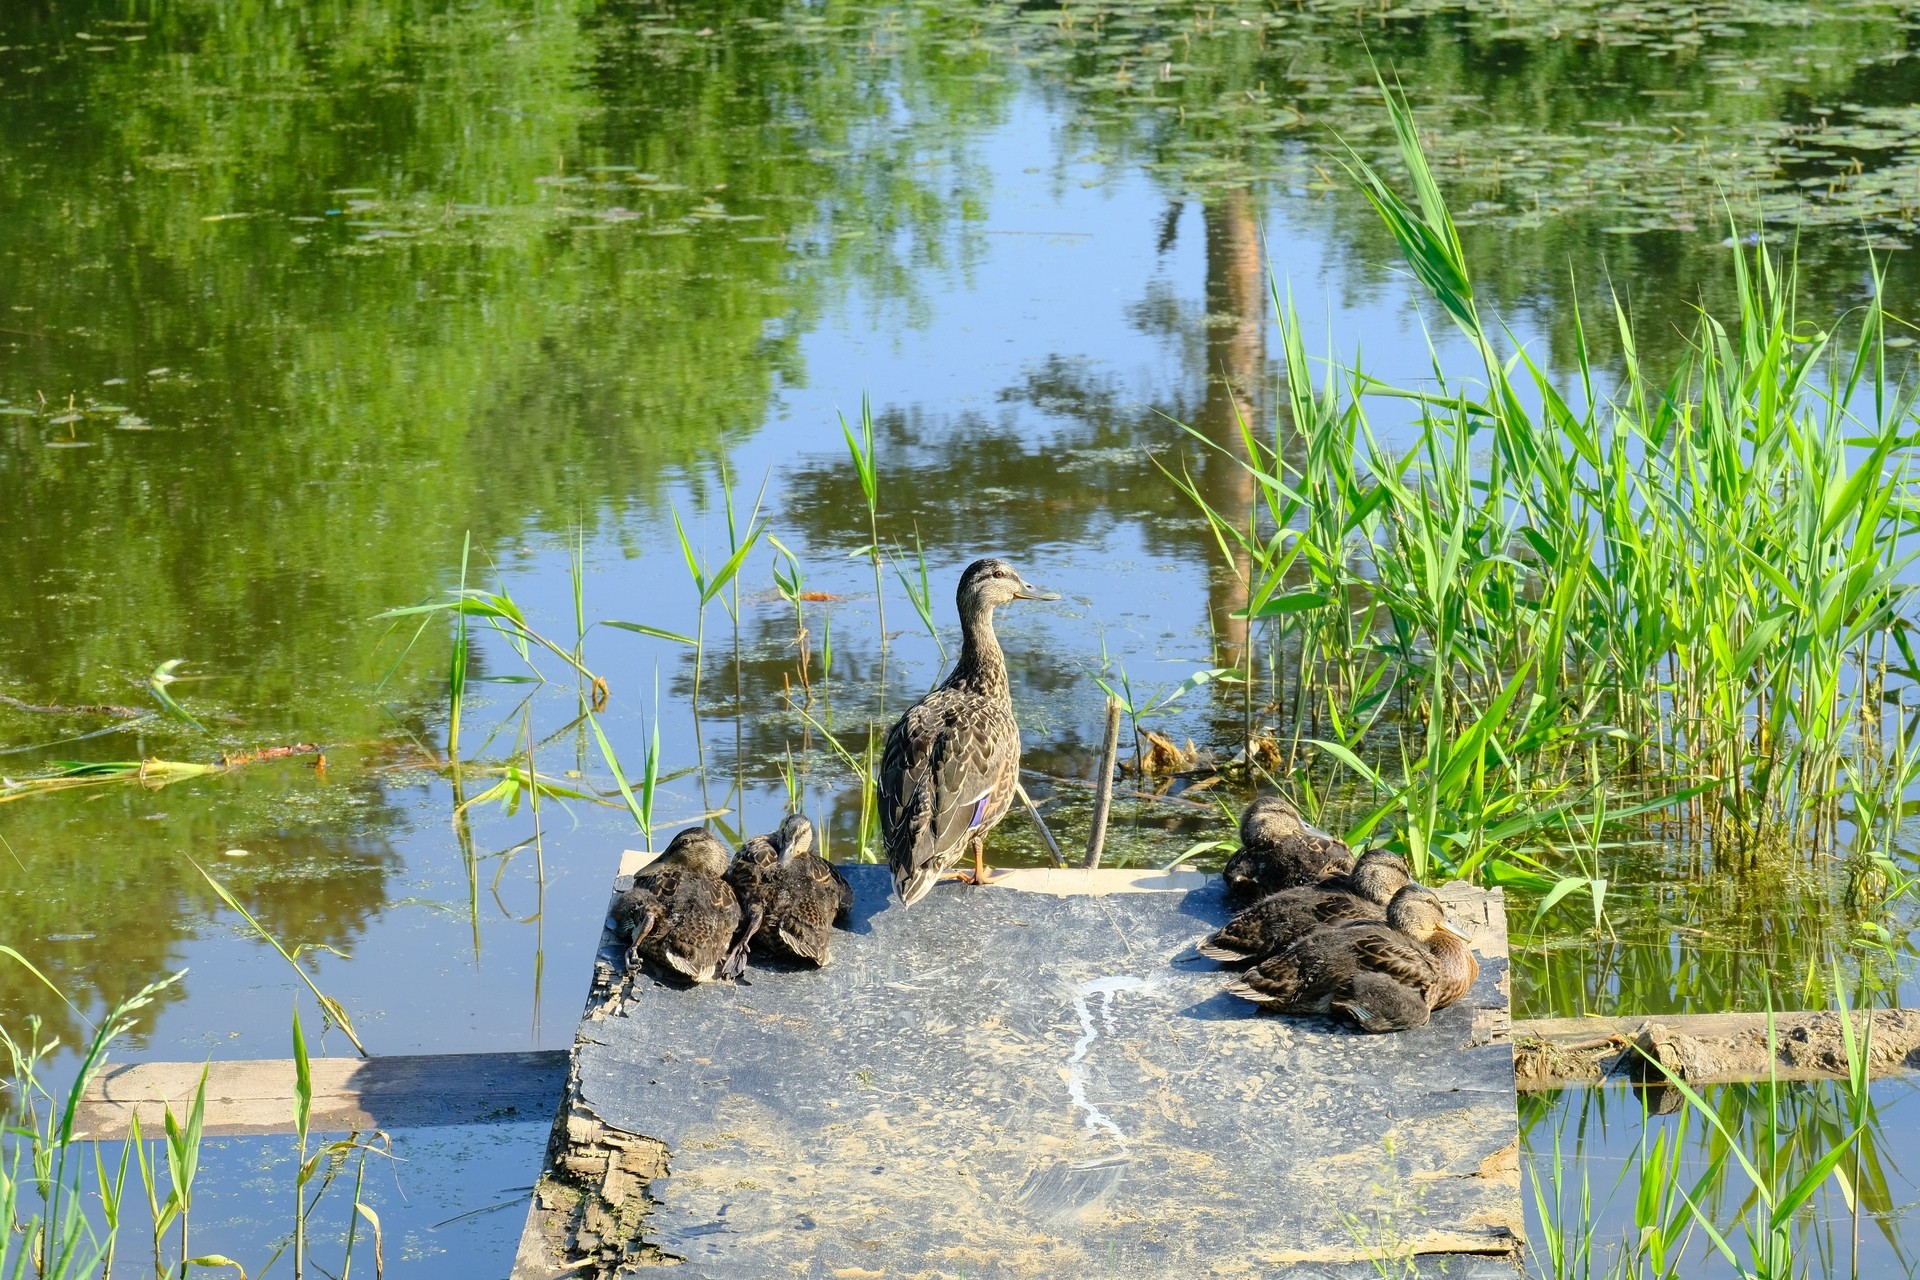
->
893, 862, 939, 907
1196, 938, 1254, 964
722, 903, 766, 980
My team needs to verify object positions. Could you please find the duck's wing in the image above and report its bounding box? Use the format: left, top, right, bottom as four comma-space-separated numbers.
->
1349, 927, 1438, 991
803, 855, 855, 926
1310, 890, 1382, 925
1333, 969, 1432, 1032
725, 839, 778, 899
1200, 891, 1311, 962
774, 891, 836, 964
655, 939, 711, 981
1222, 955, 1310, 1008
1221, 929, 1340, 1008
657, 875, 739, 980
1269, 839, 1353, 889
880, 694, 1011, 906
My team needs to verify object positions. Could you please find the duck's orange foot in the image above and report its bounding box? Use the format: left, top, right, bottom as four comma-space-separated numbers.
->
940, 866, 1005, 887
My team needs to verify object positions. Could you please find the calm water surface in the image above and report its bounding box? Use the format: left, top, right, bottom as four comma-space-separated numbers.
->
1525, 1077, 1920, 1278
6, 0, 1920, 1272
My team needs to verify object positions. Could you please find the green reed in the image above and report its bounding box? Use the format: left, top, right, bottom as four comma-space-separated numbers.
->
667, 485, 766, 706
1, 963, 181, 1280
131, 1064, 213, 1280
1525, 963, 1883, 1279
1168, 83, 1920, 885
2, 956, 393, 1280
378, 569, 610, 713
144, 660, 206, 735
842, 395, 886, 663
187, 856, 367, 1057
769, 535, 816, 698
892, 528, 945, 664
450, 533, 471, 757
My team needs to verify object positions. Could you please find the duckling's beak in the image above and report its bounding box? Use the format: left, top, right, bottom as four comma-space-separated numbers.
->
1433, 919, 1472, 942
1014, 579, 1060, 602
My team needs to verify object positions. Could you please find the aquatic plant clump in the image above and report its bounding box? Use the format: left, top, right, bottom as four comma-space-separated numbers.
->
1169, 87, 1920, 883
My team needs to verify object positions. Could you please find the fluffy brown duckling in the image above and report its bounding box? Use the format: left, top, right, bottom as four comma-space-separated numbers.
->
1220, 794, 1354, 903
1222, 885, 1479, 1032
1198, 850, 1412, 965
722, 814, 854, 977
610, 827, 741, 984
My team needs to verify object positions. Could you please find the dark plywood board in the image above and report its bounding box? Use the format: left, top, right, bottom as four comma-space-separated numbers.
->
520, 864, 1520, 1278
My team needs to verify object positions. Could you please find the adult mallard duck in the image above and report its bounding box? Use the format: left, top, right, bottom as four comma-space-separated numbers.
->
881, 557, 1059, 906
1223, 885, 1479, 1032
1220, 794, 1354, 903
610, 827, 740, 984
1198, 850, 1411, 965
721, 814, 853, 976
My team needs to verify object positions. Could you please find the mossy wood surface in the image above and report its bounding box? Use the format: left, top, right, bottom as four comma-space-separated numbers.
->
517, 865, 1521, 1278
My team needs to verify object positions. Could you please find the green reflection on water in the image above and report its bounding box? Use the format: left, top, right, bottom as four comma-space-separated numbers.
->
3, 0, 1920, 1045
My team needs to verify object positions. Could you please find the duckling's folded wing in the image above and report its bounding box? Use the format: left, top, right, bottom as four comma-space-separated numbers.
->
1349, 929, 1438, 989
1333, 969, 1432, 1032
775, 915, 834, 964
1200, 895, 1301, 961
819, 859, 854, 925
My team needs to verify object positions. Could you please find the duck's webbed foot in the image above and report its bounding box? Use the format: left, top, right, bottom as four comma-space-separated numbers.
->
951, 835, 1002, 886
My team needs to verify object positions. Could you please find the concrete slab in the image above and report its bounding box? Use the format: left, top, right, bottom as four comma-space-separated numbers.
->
516, 862, 1521, 1278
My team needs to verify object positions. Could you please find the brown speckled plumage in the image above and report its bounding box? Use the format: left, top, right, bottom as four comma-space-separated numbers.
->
1220, 794, 1354, 902
880, 558, 1058, 906
1199, 851, 1411, 965
610, 828, 740, 984
1223, 885, 1479, 1032
723, 814, 854, 976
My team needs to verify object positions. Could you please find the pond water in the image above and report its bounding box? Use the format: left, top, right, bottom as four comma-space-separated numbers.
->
1524, 1075, 1920, 1279
5, 0, 1920, 1274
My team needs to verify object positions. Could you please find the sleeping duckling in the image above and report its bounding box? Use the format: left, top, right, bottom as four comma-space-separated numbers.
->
1220, 794, 1354, 903
1223, 885, 1478, 1032
1199, 850, 1411, 965
610, 827, 740, 984
722, 814, 853, 977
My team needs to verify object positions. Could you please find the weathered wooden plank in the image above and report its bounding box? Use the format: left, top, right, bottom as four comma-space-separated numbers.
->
76, 1050, 569, 1138
1511, 1009, 1920, 1091
515, 863, 1522, 1279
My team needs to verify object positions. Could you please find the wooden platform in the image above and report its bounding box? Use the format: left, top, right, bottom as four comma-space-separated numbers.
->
512, 859, 1523, 1278
75, 1050, 568, 1138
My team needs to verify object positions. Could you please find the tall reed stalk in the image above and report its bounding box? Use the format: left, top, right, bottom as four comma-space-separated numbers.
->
842, 396, 886, 669
1166, 84, 1920, 881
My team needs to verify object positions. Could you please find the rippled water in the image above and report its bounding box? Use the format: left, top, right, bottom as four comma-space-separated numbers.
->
6, 0, 1920, 1271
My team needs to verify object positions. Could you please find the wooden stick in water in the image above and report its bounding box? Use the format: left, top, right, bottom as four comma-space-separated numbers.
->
1084, 697, 1122, 869
1016, 781, 1066, 868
